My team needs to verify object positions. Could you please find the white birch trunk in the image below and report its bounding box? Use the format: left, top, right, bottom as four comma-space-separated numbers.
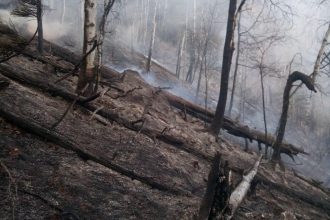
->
77, 0, 97, 93
225, 156, 263, 220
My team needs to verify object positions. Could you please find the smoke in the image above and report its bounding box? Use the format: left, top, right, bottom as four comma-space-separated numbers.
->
1, 0, 330, 184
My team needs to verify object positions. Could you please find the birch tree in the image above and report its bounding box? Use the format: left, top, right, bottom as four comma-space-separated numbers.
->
76, 0, 98, 94
77, 0, 116, 95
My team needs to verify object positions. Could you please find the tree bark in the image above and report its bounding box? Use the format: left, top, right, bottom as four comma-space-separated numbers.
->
210, 0, 238, 135
272, 72, 316, 161
197, 153, 221, 220
165, 92, 307, 157
228, 12, 242, 116
225, 155, 262, 220
36, 0, 43, 54
260, 72, 269, 158
77, 0, 97, 94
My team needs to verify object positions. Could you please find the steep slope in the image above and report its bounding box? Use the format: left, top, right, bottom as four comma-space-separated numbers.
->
0, 38, 330, 219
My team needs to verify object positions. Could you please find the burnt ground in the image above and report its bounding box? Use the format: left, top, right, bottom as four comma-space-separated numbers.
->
0, 39, 330, 219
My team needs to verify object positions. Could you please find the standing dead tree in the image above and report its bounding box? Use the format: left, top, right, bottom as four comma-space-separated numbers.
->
210, 0, 246, 136
272, 72, 316, 162
197, 153, 231, 220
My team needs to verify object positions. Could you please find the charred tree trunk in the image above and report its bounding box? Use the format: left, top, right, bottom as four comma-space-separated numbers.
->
210, 0, 238, 135
36, 0, 43, 54
272, 72, 316, 161
196, 55, 205, 98
204, 56, 209, 112
77, 0, 97, 95
197, 153, 221, 220
260, 72, 269, 158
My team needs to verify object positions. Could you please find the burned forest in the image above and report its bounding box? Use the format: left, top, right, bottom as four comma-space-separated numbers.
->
1, 0, 330, 219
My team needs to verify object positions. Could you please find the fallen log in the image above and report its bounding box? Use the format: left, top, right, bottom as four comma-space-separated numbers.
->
1, 65, 329, 213
293, 170, 329, 194
0, 59, 306, 160
254, 174, 330, 214
21, 49, 75, 73
0, 62, 214, 164
165, 93, 308, 157
224, 155, 263, 220
0, 77, 194, 196
26, 40, 308, 158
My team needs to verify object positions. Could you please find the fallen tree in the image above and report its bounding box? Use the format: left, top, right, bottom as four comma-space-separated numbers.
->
165, 93, 307, 158
224, 155, 262, 220
1, 64, 330, 214
0, 54, 306, 159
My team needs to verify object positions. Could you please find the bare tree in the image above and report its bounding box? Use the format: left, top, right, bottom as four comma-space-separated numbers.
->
77, 0, 115, 95
272, 72, 316, 162
210, 0, 246, 135
248, 33, 284, 157
195, 1, 218, 99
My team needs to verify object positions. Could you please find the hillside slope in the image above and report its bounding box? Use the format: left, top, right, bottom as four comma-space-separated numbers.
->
0, 38, 330, 219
